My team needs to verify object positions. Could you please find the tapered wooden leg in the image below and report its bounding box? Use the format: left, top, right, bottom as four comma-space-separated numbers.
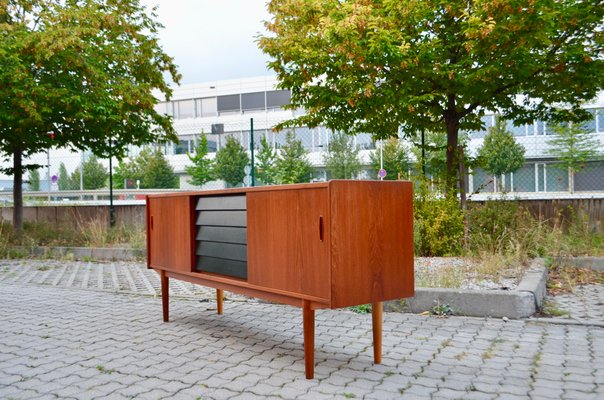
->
303, 300, 315, 379
216, 289, 224, 315
161, 270, 169, 322
372, 302, 383, 364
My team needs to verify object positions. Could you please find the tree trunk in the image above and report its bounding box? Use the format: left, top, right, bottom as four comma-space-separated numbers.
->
444, 108, 462, 203
12, 148, 24, 237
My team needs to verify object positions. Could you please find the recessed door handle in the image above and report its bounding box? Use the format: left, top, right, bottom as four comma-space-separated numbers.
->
150, 215, 154, 230
319, 216, 324, 242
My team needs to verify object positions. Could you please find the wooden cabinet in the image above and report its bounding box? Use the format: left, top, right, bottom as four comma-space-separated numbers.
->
247, 187, 330, 300
146, 196, 195, 273
147, 180, 414, 378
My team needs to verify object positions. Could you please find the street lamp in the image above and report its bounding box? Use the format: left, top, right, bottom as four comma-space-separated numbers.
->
108, 139, 115, 228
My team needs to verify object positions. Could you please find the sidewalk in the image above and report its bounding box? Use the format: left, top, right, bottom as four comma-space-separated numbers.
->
1, 260, 603, 399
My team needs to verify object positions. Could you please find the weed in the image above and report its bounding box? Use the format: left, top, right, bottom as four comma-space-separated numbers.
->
440, 339, 451, 348
343, 393, 356, 399
429, 303, 453, 317
384, 371, 395, 377
481, 337, 504, 360
541, 299, 570, 317
36, 265, 52, 271
531, 351, 542, 375
348, 304, 372, 314
454, 352, 467, 361
95, 365, 114, 374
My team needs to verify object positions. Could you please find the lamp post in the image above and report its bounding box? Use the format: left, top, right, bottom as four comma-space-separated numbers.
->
108, 139, 115, 227
250, 118, 255, 187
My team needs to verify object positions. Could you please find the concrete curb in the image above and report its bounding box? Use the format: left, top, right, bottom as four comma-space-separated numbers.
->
386, 258, 548, 319
554, 256, 604, 271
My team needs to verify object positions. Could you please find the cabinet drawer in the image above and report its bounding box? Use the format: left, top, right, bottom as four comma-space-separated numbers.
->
195, 195, 248, 279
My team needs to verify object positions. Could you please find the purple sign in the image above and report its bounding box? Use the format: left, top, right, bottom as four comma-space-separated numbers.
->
378, 169, 387, 179
51, 175, 58, 183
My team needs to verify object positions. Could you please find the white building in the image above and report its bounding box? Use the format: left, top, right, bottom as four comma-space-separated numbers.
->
157, 75, 604, 196
2, 75, 603, 197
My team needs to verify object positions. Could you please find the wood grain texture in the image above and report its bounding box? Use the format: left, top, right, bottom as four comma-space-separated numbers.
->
147, 196, 195, 272
329, 180, 414, 308
247, 188, 330, 300
165, 271, 329, 309
372, 302, 383, 364
216, 289, 223, 315
161, 270, 169, 322
303, 300, 315, 379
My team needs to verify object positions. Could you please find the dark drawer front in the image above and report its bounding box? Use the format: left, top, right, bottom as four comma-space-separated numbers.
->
195, 195, 247, 279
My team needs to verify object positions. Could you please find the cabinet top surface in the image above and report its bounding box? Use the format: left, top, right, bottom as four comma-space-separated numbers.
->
146, 180, 412, 199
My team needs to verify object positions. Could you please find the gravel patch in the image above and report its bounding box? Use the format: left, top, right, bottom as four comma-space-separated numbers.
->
415, 257, 521, 291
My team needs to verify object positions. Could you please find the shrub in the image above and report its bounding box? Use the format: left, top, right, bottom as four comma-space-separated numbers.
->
467, 200, 547, 259
414, 182, 465, 257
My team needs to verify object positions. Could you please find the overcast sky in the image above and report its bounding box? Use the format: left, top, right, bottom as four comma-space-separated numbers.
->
141, 0, 273, 85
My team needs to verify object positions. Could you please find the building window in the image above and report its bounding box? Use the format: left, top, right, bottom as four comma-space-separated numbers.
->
242, 92, 266, 112
217, 94, 241, 114
266, 90, 291, 109
174, 139, 192, 155
177, 100, 195, 119
200, 97, 217, 117
597, 109, 604, 133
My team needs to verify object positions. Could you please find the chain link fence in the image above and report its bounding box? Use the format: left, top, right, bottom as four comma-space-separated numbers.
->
1, 110, 604, 206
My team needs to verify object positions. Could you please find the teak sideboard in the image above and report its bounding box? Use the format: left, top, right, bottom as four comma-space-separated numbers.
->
146, 180, 414, 378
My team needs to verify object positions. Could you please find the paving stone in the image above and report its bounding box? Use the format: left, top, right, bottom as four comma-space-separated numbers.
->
1, 263, 604, 400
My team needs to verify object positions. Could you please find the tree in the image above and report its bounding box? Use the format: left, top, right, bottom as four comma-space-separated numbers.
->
70, 155, 108, 190
255, 135, 278, 185
477, 117, 526, 191
370, 137, 410, 181
185, 132, 214, 187
547, 123, 603, 193
142, 150, 179, 189
113, 148, 151, 189
275, 131, 312, 184
323, 131, 362, 179
260, 0, 604, 203
410, 131, 448, 186
1, 1, 180, 234
214, 136, 249, 187
58, 163, 71, 190
27, 168, 40, 191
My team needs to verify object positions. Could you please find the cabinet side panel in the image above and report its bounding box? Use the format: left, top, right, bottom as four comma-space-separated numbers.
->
330, 181, 414, 308
247, 189, 330, 299
148, 196, 194, 272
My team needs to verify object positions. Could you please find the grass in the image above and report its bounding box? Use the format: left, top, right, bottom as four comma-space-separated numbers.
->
95, 365, 114, 374
0, 217, 145, 258
415, 201, 604, 289
348, 304, 372, 314
541, 299, 571, 317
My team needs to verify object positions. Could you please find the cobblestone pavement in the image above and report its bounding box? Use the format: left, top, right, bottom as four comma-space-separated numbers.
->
546, 285, 604, 324
1, 260, 603, 399
0, 260, 250, 301
2, 259, 602, 324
